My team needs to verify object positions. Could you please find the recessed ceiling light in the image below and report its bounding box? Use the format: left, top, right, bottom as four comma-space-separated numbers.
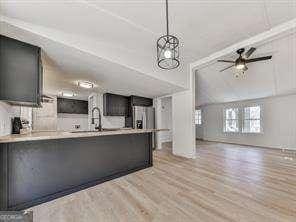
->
78, 81, 94, 89
60, 92, 76, 97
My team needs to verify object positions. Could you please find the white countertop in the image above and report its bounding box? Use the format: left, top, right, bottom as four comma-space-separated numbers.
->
0, 129, 168, 143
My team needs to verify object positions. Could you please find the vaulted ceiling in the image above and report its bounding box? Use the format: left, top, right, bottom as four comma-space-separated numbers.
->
196, 32, 296, 106
0, 0, 295, 100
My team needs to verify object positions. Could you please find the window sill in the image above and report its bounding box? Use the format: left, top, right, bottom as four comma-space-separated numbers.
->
222, 131, 264, 135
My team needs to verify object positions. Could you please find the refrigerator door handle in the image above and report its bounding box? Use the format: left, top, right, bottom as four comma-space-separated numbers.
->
142, 112, 146, 129
133, 106, 136, 128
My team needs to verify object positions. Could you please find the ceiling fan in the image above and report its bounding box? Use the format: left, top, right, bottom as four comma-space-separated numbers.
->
217, 47, 272, 73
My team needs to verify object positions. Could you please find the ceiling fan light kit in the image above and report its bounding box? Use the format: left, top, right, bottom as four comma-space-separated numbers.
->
157, 0, 180, 70
234, 69, 246, 78
218, 47, 272, 76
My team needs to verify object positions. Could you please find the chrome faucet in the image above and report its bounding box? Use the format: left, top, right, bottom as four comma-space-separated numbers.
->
91, 107, 102, 131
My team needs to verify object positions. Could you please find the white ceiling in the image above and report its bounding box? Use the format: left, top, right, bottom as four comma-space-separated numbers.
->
196, 32, 296, 106
0, 0, 295, 101
0, 21, 183, 99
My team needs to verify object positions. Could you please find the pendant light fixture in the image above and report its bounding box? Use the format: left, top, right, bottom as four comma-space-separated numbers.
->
157, 0, 180, 70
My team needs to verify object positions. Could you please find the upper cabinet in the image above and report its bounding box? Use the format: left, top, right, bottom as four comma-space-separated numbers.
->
103, 93, 153, 117
0, 35, 43, 107
103, 93, 129, 116
130, 95, 153, 107
57, 98, 88, 114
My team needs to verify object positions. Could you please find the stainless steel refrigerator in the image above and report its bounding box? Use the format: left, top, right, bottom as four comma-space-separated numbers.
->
133, 106, 155, 148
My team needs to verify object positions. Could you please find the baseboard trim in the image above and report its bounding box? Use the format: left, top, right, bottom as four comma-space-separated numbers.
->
198, 139, 296, 152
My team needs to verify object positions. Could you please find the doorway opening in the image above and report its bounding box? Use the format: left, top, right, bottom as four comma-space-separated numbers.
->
159, 96, 173, 152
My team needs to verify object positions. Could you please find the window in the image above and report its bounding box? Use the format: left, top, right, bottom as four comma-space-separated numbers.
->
243, 106, 261, 133
195, 109, 202, 125
224, 108, 239, 132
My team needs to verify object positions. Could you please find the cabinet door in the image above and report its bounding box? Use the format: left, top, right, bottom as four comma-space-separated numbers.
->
0, 35, 42, 106
115, 94, 128, 116
131, 96, 153, 107
57, 98, 88, 114
110, 94, 119, 115
103, 93, 128, 116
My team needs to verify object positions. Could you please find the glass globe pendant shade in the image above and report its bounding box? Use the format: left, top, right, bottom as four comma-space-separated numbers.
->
164, 49, 172, 59
157, 34, 180, 70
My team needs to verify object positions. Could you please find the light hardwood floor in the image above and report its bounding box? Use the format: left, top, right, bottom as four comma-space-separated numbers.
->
30, 141, 296, 222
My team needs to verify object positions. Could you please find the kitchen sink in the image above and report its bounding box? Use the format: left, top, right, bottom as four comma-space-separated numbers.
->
101, 128, 121, 131
71, 128, 122, 133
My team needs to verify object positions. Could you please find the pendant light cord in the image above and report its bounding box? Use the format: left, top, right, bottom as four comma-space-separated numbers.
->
166, 0, 169, 36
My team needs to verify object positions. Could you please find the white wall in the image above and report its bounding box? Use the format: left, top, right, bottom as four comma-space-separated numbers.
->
0, 102, 33, 136
196, 119, 204, 139
88, 93, 125, 130
195, 70, 203, 140
32, 97, 57, 131
154, 98, 162, 149
0, 102, 13, 136
160, 97, 172, 142
171, 69, 196, 159
172, 90, 196, 158
199, 94, 296, 150
57, 113, 89, 131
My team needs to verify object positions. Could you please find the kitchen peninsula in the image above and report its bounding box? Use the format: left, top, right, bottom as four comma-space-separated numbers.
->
0, 129, 165, 211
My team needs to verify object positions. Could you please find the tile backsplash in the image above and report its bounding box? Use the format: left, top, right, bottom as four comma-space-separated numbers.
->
88, 93, 125, 130
0, 93, 126, 136
57, 113, 89, 131
0, 102, 33, 136
0, 102, 13, 136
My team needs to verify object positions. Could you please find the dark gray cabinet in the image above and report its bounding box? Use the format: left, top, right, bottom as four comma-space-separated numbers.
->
131, 95, 153, 107
103, 93, 153, 117
103, 93, 129, 116
0, 133, 152, 210
0, 35, 43, 107
57, 98, 88, 114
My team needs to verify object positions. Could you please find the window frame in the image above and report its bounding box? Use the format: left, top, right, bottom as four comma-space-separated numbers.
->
195, 109, 202, 125
223, 107, 240, 133
242, 105, 263, 134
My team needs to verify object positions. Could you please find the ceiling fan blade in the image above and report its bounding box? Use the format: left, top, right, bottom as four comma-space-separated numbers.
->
244, 47, 256, 58
246, 56, 272, 63
217, 60, 235, 63
220, 65, 235, 72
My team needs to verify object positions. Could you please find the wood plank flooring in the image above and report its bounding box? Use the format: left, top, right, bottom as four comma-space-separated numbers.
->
30, 141, 296, 222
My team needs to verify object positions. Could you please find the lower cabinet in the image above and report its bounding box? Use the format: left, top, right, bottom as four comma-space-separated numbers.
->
0, 133, 153, 210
